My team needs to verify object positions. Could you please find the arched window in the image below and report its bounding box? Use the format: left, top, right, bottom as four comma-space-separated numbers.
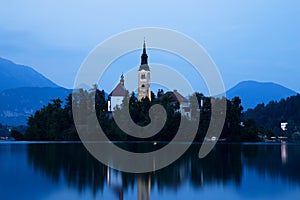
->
141, 74, 146, 79
141, 84, 145, 88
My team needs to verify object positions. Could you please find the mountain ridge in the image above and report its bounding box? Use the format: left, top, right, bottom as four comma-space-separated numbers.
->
226, 80, 297, 110
1, 57, 298, 125
0, 57, 58, 91
0, 57, 70, 125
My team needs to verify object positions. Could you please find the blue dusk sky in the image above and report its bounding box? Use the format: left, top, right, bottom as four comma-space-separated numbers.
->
0, 0, 299, 94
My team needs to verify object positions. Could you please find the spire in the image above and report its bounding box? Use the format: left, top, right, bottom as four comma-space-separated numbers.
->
143, 38, 146, 54
120, 73, 124, 86
141, 39, 148, 65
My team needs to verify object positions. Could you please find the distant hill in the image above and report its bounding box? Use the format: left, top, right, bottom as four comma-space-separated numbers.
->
0, 57, 68, 125
0, 57, 58, 91
0, 87, 71, 125
226, 81, 298, 110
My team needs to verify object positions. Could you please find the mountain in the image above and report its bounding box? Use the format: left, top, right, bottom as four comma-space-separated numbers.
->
0, 57, 69, 125
226, 81, 298, 110
0, 87, 71, 125
0, 57, 58, 91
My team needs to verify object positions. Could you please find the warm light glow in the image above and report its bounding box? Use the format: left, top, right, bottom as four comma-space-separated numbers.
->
281, 143, 288, 164
107, 166, 110, 184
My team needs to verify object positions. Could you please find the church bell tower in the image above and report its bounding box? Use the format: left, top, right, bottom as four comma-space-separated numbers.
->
138, 40, 151, 101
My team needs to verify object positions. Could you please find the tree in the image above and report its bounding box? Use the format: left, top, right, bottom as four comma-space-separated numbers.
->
25, 98, 77, 141
244, 94, 300, 140
189, 93, 202, 120
10, 130, 24, 141
22, 87, 262, 143
157, 89, 164, 98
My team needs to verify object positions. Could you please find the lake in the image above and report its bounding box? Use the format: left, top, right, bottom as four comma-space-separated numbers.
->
0, 142, 300, 200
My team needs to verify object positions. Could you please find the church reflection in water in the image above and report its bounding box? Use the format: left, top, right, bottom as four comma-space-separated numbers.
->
26, 143, 300, 200
106, 166, 151, 200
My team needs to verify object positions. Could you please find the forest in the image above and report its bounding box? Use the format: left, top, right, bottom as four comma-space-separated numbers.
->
11, 85, 265, 142
244, 94, 300, 141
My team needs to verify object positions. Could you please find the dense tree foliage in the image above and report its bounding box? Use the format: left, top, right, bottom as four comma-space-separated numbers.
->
244, 94, 300, 141
10, 129, 24, 140
15, 86, 262, 142
24, 95, 78, 141
190, 94, 260, 142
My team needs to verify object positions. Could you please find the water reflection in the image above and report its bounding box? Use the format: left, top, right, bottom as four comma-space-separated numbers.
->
242, 144, 300, 185
138, 176, 151, 200
23, 143, 300, 199
281, 143, 288, 164
27, 143, 107, 196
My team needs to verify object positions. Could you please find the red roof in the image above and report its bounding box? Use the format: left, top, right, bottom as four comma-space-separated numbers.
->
110, 83, 126, 96
160, 90, 189, 103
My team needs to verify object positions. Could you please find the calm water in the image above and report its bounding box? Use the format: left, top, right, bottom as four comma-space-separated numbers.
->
0, 142, 300, 200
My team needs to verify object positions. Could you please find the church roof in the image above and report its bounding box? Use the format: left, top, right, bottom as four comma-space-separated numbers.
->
138, 40, 150, 71
110, 82, 126, 97
138, 64, 150, 71
160, 90, 189, 103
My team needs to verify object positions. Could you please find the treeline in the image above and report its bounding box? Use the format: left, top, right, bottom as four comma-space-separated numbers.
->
13, 95, 78, 141
13, 86, 261, 142
244, 94, 300, 141
193, 94, 260, 142
0, 123, 10, 138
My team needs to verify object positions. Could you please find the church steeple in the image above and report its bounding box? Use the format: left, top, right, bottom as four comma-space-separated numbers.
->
138, 39, 151, 101
120, 73, 124, 86
141, 39, 148, 65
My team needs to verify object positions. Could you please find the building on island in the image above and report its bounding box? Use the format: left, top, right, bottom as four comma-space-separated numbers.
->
138, 40, 151, 101
159, 90, 191, 119
108, 40, 191, 119
108, 74, 126, 112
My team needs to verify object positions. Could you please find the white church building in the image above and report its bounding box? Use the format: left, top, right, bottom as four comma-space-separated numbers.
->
108, 40, 191, 119
108, 40, 151, 111
108, 74, 126, 112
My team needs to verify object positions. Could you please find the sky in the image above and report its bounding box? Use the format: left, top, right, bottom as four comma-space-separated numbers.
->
0, 0, 299, 94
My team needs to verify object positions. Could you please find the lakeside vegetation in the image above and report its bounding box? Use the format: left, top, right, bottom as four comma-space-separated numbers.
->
9, 86, 264, 142
6, 85, 299, 143
244, 94, 300, 142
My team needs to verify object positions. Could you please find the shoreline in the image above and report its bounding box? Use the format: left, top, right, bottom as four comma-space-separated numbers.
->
0, 140, 297, 145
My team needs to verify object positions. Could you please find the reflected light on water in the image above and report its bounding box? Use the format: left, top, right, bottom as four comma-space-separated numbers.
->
106, 167, 124, 200
138, 176, 151, 200
281, 143, 288, 164
107, 166, 152, 200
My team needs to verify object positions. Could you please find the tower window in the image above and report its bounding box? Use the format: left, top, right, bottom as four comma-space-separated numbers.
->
142, 84, 145, 88
141, 74, 146, 79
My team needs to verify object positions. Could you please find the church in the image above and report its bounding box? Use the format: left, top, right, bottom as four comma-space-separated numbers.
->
108, 40, 151, 112
108, 40, 191, 119
137, 41, 151, 101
